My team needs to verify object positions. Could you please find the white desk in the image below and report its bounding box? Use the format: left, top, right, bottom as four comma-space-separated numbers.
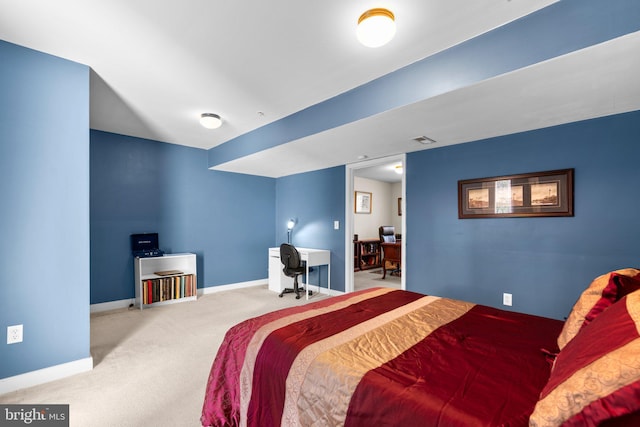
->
268, 247, 331, 299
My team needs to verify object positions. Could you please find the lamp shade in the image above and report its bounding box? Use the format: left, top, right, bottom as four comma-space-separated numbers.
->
200, 113, 222, 129
357, 8, 396, 48
287, 219, 295, 230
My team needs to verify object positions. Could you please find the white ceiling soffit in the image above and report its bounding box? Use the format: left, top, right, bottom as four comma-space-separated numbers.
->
0, 0, 558, 151
212, 31, 640, 178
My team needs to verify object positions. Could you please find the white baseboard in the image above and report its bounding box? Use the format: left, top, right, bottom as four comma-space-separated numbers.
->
90, 298, 136, 313
90, 279, 342, 312
200, 279, 268, 295
206, 280, 340, 300
301, 286, 343, 297
201, 279, 343, 298
0, 357, 93, 395
89, 280, 270, 313
264, 283, 342, 298
321, 288, 343, 297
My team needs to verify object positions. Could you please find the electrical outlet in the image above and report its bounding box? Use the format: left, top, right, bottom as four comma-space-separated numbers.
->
7, 324, 23, 344
503, 293, 513, 307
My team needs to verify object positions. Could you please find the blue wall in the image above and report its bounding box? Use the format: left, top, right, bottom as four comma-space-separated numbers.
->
90, 131, 345, 304
406, 111, 640, 320
276, 167, 346, 291
4, 12, 640, 384
0, 41, 90, 379
90, 131, 275, 304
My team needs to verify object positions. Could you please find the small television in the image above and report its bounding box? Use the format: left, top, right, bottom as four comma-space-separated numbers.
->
130, 233, 162, 257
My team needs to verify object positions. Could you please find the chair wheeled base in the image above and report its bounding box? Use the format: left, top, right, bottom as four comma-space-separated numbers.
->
278, 285, 312, 299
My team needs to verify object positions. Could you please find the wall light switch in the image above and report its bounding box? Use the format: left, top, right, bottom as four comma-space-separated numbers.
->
334, 220, 340, 230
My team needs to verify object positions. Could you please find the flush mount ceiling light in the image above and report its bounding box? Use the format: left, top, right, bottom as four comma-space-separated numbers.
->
357, 8, 396, 48
200, 113, 222, 129
394, 164, 403, 174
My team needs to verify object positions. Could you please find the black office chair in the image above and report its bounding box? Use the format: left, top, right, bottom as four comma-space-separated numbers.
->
279, 243, 312, 299
379, 226, 397, 243
379, 226, 401, 277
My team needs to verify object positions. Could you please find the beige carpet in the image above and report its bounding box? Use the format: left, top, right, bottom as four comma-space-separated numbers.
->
0, 285, 328, 427
354, 269, 401, 291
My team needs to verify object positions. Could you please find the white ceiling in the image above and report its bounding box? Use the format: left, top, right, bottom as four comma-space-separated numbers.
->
356, 161, 404, 184
2, 1, 639, 179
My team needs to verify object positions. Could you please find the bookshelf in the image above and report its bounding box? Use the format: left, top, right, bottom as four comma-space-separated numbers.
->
134, 253, 197, 310
354, 239, 381, 271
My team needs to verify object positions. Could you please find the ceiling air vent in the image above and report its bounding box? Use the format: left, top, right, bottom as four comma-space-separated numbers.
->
412, 136, 436, 144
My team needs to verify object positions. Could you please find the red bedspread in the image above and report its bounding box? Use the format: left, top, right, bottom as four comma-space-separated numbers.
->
201, 288, 563, 427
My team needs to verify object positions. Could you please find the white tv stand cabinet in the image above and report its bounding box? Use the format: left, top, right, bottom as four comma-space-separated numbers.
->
134, 253, 197, 309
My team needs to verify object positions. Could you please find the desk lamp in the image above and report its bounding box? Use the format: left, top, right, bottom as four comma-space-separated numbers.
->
287, 219, 295, 244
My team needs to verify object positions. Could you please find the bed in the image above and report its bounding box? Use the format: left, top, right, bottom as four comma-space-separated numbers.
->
201, 269, 640, 427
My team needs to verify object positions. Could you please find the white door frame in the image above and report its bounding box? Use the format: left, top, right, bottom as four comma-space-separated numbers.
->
344, 154, 406, 293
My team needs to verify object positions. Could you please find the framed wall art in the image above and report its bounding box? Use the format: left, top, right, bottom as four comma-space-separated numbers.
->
458, 168, 573, 218
355, 191, 372, 214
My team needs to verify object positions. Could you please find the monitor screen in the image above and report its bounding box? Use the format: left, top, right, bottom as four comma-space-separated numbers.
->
130, 233, 159, 253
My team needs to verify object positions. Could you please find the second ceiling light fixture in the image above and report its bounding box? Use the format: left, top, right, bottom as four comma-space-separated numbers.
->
356, 8, 396, 48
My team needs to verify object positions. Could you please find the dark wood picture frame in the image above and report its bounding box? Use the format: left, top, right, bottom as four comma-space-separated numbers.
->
458, 169, 574, 218
398, 197, 402, 216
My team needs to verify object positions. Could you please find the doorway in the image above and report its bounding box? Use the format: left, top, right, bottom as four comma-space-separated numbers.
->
345, 154, 406, 293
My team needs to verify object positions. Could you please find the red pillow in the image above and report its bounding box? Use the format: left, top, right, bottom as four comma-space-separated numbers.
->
530, 291, 640, 426
583, 273, 640, 326
557, 268, 640, 350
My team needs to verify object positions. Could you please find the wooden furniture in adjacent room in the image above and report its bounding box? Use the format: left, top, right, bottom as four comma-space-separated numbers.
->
378, 225, 401, 278
378, 225, 397, 243
134, 253, 197, 309
380, 242, 401, 279
353, 239, 381, 271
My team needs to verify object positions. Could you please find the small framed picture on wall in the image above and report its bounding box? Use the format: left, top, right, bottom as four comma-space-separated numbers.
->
355, 191, 372, 214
